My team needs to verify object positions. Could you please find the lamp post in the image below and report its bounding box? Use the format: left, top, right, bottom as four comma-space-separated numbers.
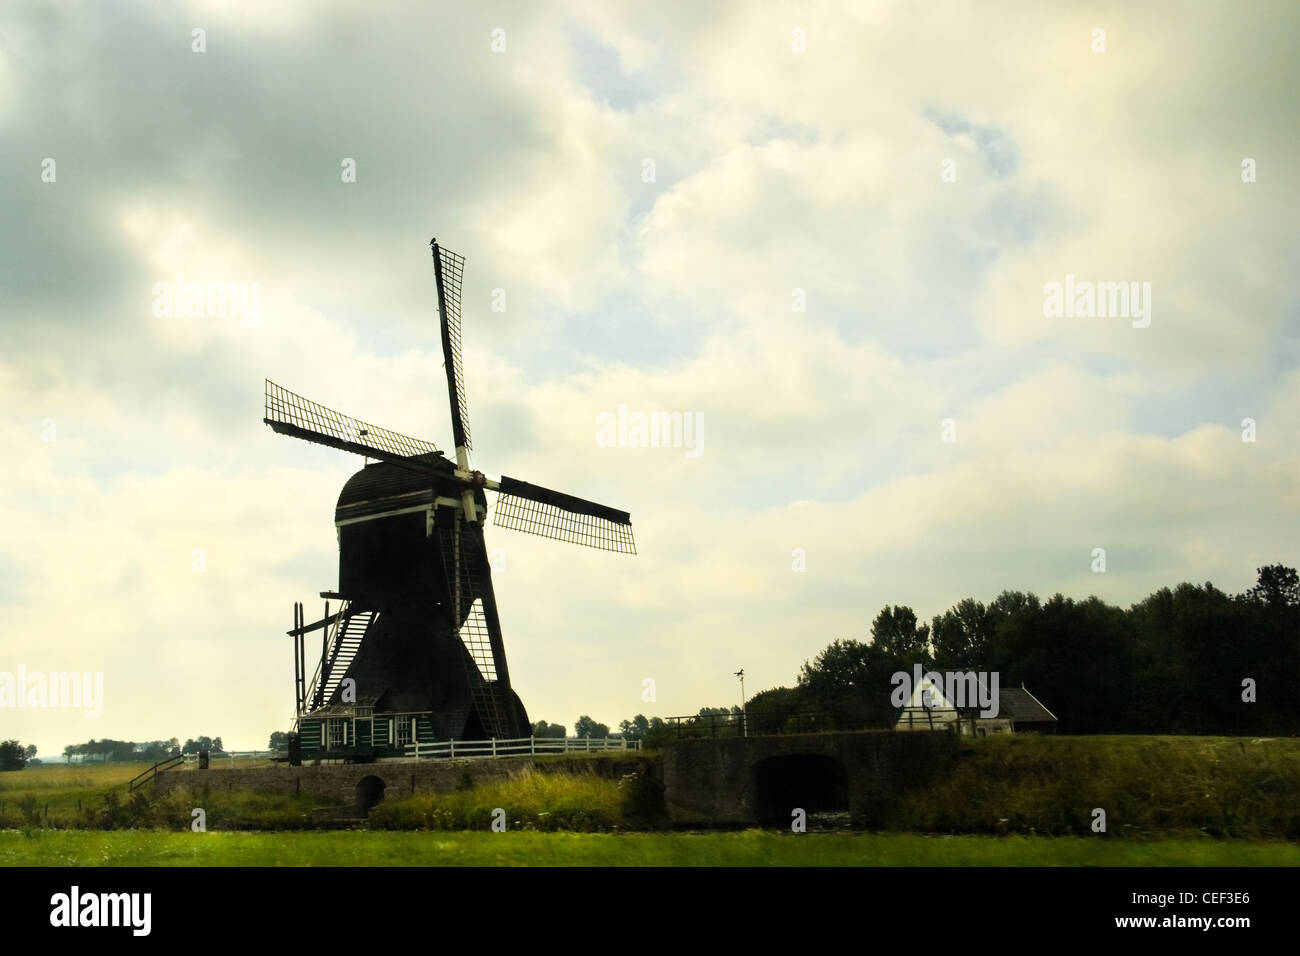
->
735, 668, 746, 737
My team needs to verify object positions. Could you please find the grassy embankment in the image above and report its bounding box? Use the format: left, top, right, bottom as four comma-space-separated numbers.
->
889, 734, 1299, 839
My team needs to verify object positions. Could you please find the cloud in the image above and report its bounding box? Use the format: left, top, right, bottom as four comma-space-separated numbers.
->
1, 1, 1296, 754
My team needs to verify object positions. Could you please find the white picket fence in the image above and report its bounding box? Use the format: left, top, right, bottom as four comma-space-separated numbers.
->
181, 750, 276, 767
403, 736, 641, 760
173, 740, 640, 766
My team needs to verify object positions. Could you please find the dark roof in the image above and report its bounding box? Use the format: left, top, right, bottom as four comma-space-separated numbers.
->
999, 687, 1057, 723
336, 454, 450, 505
335, 453, 487, 523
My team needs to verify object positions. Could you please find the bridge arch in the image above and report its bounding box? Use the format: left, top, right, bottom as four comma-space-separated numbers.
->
751, 753, 850, 824
355, 774, 387, 814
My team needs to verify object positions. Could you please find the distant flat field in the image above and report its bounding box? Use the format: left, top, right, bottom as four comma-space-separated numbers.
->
2, 830, 1297, 867
0, 761, 268, 806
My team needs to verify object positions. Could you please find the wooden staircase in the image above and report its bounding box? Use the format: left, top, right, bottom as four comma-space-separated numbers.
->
306, 604, 378, 709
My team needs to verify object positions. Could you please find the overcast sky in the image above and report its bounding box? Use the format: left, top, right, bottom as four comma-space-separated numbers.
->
2, 1, 1297, 757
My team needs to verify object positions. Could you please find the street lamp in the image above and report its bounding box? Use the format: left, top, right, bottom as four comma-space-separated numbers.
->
735, 668, 746, 737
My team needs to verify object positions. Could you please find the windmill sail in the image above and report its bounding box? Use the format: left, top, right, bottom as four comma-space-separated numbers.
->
437, 519, 513, 738
494, 476, 636, 554
264, 379, 440, 470
431, 241, 471, 456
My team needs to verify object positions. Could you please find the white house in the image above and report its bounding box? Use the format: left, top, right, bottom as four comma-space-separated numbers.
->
895, 675, 1056, 736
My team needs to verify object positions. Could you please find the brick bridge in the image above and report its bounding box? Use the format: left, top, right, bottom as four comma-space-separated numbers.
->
662, 731, 957, 826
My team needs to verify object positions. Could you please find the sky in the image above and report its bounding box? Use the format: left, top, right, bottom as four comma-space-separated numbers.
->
2, 1, 1297, 758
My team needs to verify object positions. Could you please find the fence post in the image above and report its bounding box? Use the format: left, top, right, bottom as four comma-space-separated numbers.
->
449, 739, 454, 760
491, 738, 497, 758
586, 735, 591, 752
530, 736, 535, 756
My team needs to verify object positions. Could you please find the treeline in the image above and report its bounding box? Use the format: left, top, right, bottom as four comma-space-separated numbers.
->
529, 720, 568, 739
61, 735, 226, 763
528, 716, 659, 740
525, 711, 737, 749
748, 565, 1299, 736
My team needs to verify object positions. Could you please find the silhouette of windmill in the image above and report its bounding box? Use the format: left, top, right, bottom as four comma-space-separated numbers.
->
267, 239, 635, 757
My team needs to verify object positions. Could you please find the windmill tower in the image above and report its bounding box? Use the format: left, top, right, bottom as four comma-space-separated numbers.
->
267, 240, 635, 760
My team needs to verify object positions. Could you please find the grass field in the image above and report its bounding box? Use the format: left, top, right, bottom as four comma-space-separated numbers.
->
2, 829, 1296, 867
0, 760, 275, 806
0, 762, 310, 829
0, 763, 146, 826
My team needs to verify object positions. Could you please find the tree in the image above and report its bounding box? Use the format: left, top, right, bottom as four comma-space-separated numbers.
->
638, 717, 674, 748
931, 598, 994, 669
83, 738, 107, 762
573, 715, 610, 739
696, 706, 736, 717
798, 638, 889, 728
1026, 593, 1135, 734
799, 640, 879, 693
0, 740, 28, 771
746, 686, 806, 734
530, 721, 566, 739
617, 714, 651, 741
1244, 564, 1300, 608
1236, 566, 1300, 734
136, 740, 174, 761
23, 744, 36, 760
870, 605, 931, 660
268, 731, 289, 752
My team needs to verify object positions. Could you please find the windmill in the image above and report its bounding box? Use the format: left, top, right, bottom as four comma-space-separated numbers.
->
266, 239, 635, 757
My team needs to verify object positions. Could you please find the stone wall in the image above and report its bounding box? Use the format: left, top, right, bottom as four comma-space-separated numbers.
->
154, 753, 657, 813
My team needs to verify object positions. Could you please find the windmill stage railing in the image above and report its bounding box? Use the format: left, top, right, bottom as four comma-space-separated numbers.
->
300, 604, 345, 712
294, 600, 378, 715
402, 736, 642, 760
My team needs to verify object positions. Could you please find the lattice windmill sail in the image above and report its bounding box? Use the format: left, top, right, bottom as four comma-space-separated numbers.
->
268, 239, 635, 758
